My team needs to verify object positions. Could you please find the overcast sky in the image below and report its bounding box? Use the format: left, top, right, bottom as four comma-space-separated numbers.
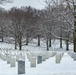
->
0, 0, 46, 10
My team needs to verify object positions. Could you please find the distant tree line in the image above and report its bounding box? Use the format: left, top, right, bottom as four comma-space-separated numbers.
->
0, 0, 75, 52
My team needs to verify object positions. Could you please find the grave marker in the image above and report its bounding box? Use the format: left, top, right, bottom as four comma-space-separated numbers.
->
18, 60, 25, 74
37, 56, 42, 64
30, 57, 36, 67
7, 56, 11, 64
10, 58, 15, 67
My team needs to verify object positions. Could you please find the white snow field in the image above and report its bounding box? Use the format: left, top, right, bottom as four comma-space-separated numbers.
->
0, 39, 76, 75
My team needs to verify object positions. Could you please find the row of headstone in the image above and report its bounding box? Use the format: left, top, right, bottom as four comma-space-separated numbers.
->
30, 56, 42, 68
1, 54, 25, 74
0, 49, 26, 75
0, 51, 25, 67
28, 52, 57, 68
0, 53, 15, 67
0, 48, 25, 57
68, 52, 76, 61
44, 52, 57, 60
27, 52, 56, 61
0, 54, 6, 61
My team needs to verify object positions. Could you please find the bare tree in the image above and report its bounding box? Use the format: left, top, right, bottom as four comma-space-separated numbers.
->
0, 7, 8, 42
44, 0, 74, 49
9, 7, 26, 50
59, 0, 76, 52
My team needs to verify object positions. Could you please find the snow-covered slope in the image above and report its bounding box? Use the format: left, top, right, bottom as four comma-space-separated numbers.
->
0, 39, 75, 75
0, 52, 76, 75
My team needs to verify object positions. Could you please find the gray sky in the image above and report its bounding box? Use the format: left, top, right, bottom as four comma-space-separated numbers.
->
0, 0, 46, 10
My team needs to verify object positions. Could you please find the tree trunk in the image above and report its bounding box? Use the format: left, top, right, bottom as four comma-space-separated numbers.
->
19, 39, 22, 50
73, 32, 76, 52
26, 37, 29, 45
74, 16, 76, 52
74, 39, 76, 52
1, 37, 3, 42
38, 35, 40, 46
46, 39, 49, 51
1, 28, 4, 42
66, 39, 69, 51
49, 38, 51, 47
15, 38, 17, 49
60, 34, 62, 48
49, 27, 51, 47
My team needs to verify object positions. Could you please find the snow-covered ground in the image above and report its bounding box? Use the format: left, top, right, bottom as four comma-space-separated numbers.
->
0, 52, 76, 75
0, 39, 76, 75
0, 39, 73, 51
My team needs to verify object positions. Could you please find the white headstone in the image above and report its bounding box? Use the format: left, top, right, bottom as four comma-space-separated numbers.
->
7, 56, 11, 64
10, 58, 15, 67
55, 53, 61, 63
16, 55, 20, 62
42, 55, 46, 61
21, 56, 25, 61
30, 57, 36, 67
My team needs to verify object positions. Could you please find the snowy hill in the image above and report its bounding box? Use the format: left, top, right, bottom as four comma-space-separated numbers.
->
0, 39, 76, 75
0, 52, 76, 75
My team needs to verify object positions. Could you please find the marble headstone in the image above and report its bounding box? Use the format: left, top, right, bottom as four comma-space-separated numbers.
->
30, 57, 36, 67
37, 56, 42, 64
16, 55, 20, 62
74, 53, 76, 61
7, 56, 11, 64
18, 60, 25, 74
2, 55, 7, 61
42, 55, 46, 61
10, 58, 15, 67
55, 54, 61, 63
